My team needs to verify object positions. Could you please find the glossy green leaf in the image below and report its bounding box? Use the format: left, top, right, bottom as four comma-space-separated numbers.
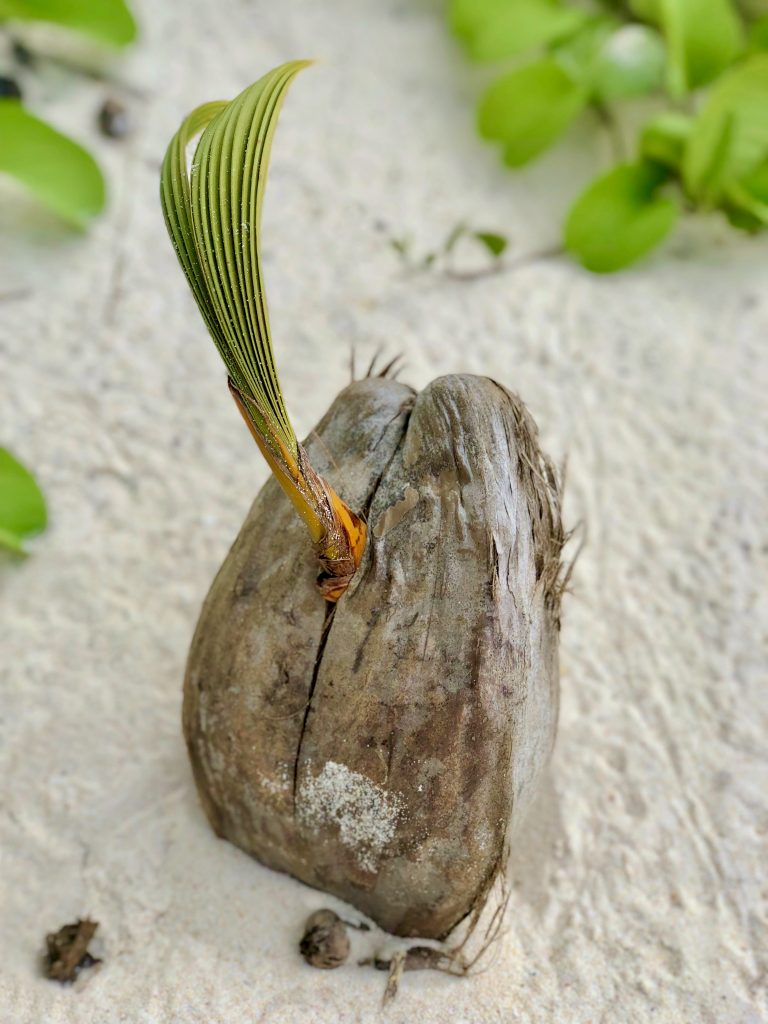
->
473, 231, 508, 256
0, 0, 136, 46
591, 24, 666, 100
449, 0, 508, 40
0, 447, 47, 553
455, 0, 587, 61
553, 15, 617, 86
160, 62, 311, 465
552, 14, 662, 97
628, 0, 660, 18
721, 161, 768, 228
737, 160, 768, 202
564, 161, 678, 272
0, 100, 105, 226
478, 59, 587, 166
640, 111, 693, 169
721, 206, 758, 230
748, 15, 768, 52
657, 0, 744, 94
683, 54, 768, 201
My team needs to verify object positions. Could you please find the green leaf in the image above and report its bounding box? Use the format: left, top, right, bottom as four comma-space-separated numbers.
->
0, 527, 26, 553
473, 231, 508, 256
683, 54, 768, 202
160, 98, 235, 376
160, 62, 367, 567
0, 447, 47, 553
0, 0, 136, 46
738, 160, 768, 202
723, 205, 763, 230
564, 161, 679, 272
721, 160, 768, 227
552, 14, 663, 97
657, 0, 744, 95
591, 24, 667, 101
160, 62, 311, 468
478, 59, 587, 166
640, 111, 693, 169
748, 15, 768, 52
0, 100, 105, 226
628, 0, 660, 18
449, 0, 507, 40
553, 15, 617, 86
455, 0, 588, 61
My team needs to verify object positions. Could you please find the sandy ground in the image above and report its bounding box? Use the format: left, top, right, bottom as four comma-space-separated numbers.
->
1, 1, 767, 1021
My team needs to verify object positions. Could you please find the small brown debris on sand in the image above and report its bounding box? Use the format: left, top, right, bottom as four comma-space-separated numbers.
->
299, 909, 350, 969
43, 919, 101, 983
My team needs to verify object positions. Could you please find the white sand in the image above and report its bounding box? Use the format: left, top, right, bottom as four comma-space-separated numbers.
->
1, 1, 767, 1021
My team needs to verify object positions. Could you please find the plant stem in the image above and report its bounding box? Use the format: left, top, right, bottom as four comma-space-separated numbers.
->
443, 245, 563, 281
593, 101, 626, 164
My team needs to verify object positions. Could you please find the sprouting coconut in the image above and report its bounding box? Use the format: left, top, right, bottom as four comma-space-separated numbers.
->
160, 61, 564, 944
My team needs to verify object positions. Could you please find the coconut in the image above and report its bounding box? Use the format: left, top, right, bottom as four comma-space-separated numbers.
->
183, 372, 563, 938
160, 61, 565, 943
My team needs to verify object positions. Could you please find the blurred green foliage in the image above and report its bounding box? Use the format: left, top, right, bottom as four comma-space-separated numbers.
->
449, 0, 768, 271
0, 0, 136, 227
0, 0, 135, 46
0, 1, 134, 558
0, 99, 105, 225
0, 447, 47, 553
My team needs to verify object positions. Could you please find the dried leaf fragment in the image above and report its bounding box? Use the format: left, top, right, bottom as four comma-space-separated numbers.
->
366, 944, 468, 1004
43, 919, 101, 983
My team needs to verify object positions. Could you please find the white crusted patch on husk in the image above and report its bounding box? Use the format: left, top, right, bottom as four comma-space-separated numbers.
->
298, 761, 403, 872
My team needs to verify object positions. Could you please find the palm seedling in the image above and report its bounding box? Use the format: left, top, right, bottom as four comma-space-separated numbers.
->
160, 61, 565, 944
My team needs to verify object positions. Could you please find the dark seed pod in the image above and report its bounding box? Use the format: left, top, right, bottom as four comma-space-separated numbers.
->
184, 373, 563, 938
98, 98, 130, 139
299, 909, 350, 969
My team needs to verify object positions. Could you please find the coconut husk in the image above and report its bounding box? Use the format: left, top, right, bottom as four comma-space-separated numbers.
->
183, 372, 563, 939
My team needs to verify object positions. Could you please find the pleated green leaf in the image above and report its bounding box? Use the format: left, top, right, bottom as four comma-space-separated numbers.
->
160, 61, 310, 462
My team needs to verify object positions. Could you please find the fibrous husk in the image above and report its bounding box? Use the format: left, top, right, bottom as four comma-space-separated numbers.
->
184, 373, 563, 939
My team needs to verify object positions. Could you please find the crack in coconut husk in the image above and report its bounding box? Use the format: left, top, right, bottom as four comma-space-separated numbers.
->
308, 379, 566, 958
290, 392, 415, 815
